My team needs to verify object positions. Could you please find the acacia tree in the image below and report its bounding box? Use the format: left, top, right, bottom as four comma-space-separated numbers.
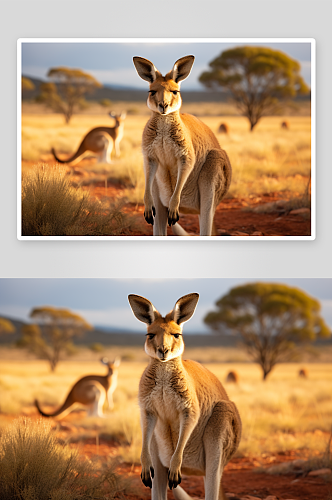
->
21, 77, 35, 92
0, 318, 15, 335
18, 306, 92, 371
199, 46, 309, 131
37, 67, 101, 123
204, 283, 330, 380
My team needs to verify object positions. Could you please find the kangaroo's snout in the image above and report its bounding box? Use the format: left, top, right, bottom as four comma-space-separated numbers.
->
157, 346, 169, 358
159, 103, 168, 114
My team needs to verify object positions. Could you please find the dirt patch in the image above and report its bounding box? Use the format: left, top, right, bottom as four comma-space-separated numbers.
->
1, 411, 328, 500
21, 160, 311, 237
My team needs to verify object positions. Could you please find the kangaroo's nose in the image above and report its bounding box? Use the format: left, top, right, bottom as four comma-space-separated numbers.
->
158, 346, 169, 355
159, 103, 168, 113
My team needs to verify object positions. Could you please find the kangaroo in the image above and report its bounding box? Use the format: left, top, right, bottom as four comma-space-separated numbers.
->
128, 293, 241, 500
51, 112, 126, 166
225, 371, 239, 383
299, 368, 308, 378
133, 56, 232, 236
218, 123, 229, 134
35, 357, 121, 419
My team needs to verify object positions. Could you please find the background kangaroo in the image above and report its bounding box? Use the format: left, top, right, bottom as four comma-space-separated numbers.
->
128, 293, 241, 500
133, 55, 232, 236
35, 357, 121, 418
52, 111, 126, 165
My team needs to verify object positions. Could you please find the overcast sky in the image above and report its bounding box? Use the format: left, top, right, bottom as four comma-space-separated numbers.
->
0, 278, 330, 333
21, 40, 312, 91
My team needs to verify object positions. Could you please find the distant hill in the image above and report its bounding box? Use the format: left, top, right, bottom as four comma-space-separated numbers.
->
21, 76, 230, 103
0, 314, 330, 349
21, 76, 310, 104
0, 314, 239, 348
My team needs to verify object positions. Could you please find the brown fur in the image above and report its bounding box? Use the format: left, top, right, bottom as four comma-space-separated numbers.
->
133, 56, 232, 236
299, 368, 308, 378
35, 357, 120, 418
281, 121, 289, 130
218, 123, 229, 134
225, 371, 239, 383
128, 293, 241, 500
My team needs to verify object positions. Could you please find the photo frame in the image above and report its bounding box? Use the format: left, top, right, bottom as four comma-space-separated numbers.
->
18, 38, 315, 240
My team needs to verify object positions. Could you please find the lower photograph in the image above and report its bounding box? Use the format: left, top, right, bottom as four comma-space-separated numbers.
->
0, 278, 331, 500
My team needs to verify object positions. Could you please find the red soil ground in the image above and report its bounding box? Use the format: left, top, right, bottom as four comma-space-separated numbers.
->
22, 160, 311, 237
1, 410, 329, 500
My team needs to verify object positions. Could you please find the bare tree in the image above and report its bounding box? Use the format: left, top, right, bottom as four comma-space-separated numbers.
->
199, 46, 309, 131
204, 282, 330, 380
36, 67, 101, 123
18, 306, 92, 371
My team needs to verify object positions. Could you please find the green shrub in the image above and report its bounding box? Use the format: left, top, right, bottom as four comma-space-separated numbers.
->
0, 417, 123, 500
21, 166, 128, 236
99, 99, 112, 108
89, 343, 104, 353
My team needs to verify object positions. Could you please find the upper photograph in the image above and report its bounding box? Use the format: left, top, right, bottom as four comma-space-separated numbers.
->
18, 38, 315, 240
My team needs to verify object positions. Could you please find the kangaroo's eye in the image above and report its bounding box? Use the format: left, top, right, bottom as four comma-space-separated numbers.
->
173, 334, 180, 339
149, 91, 156, 96
172, 91, 178, 95
147, 334, 155, 340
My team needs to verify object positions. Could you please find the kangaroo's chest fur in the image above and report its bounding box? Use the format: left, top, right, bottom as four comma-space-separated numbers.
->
139, 360, 206, 472
143, 114, 201, 210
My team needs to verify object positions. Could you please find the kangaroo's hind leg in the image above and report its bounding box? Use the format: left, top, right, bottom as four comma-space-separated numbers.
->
152, 180, 168, 236
203, 401, 241, 500
150, 434, 168, 500
96, 134, 113, 164
198, 149, 232, 236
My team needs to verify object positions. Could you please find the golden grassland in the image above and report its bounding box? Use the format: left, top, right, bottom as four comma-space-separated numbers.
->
0, 354, 330, 462
21, 107, 311, 205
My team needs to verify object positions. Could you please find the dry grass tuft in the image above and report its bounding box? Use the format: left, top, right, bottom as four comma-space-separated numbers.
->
0, 417, 123, 499
21, 166, 129, 236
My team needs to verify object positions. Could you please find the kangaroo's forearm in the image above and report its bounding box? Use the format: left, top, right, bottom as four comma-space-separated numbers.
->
173, 412, 198, 460
141, 411, 157, 456
144, 158, 158, 200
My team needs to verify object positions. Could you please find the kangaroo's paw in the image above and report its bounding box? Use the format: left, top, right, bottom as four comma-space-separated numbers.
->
168, 467, 182, 490
167, 208, 180, 226
140, 465, 154, 488
144, 206, 155, 225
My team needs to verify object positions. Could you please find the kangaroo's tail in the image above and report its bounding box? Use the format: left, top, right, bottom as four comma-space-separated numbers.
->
172, 486, 193, 500
173, 482, 227, 500
171, 219, 218, 236
35, 395, 75, 419
171, 223, 190, 236
51, 142, 87, 166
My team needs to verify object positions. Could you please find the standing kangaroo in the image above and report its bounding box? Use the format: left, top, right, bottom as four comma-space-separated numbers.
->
133, 55, 232, 236
35, 357, 121, 418
51, 111, 126, 165
128, 293, 241, 500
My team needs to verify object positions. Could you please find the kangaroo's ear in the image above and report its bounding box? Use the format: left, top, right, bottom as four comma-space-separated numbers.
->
109, 112, 115, 117
171, 293, 199, 325
133, 57, 161, 83
169, 55, 195, 83
128, 294, 160, 325
101, 357, 109, 364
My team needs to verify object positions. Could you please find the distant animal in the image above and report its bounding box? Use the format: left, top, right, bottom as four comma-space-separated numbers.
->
226, 371, 239, 383
299, 368, 308, 378
281, 121, 289, 130
35, 357, 121, 418
128, 292, 241, 500
218, 123, 229, 134
133, 55, 232, 236
51, 111, 126, 165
